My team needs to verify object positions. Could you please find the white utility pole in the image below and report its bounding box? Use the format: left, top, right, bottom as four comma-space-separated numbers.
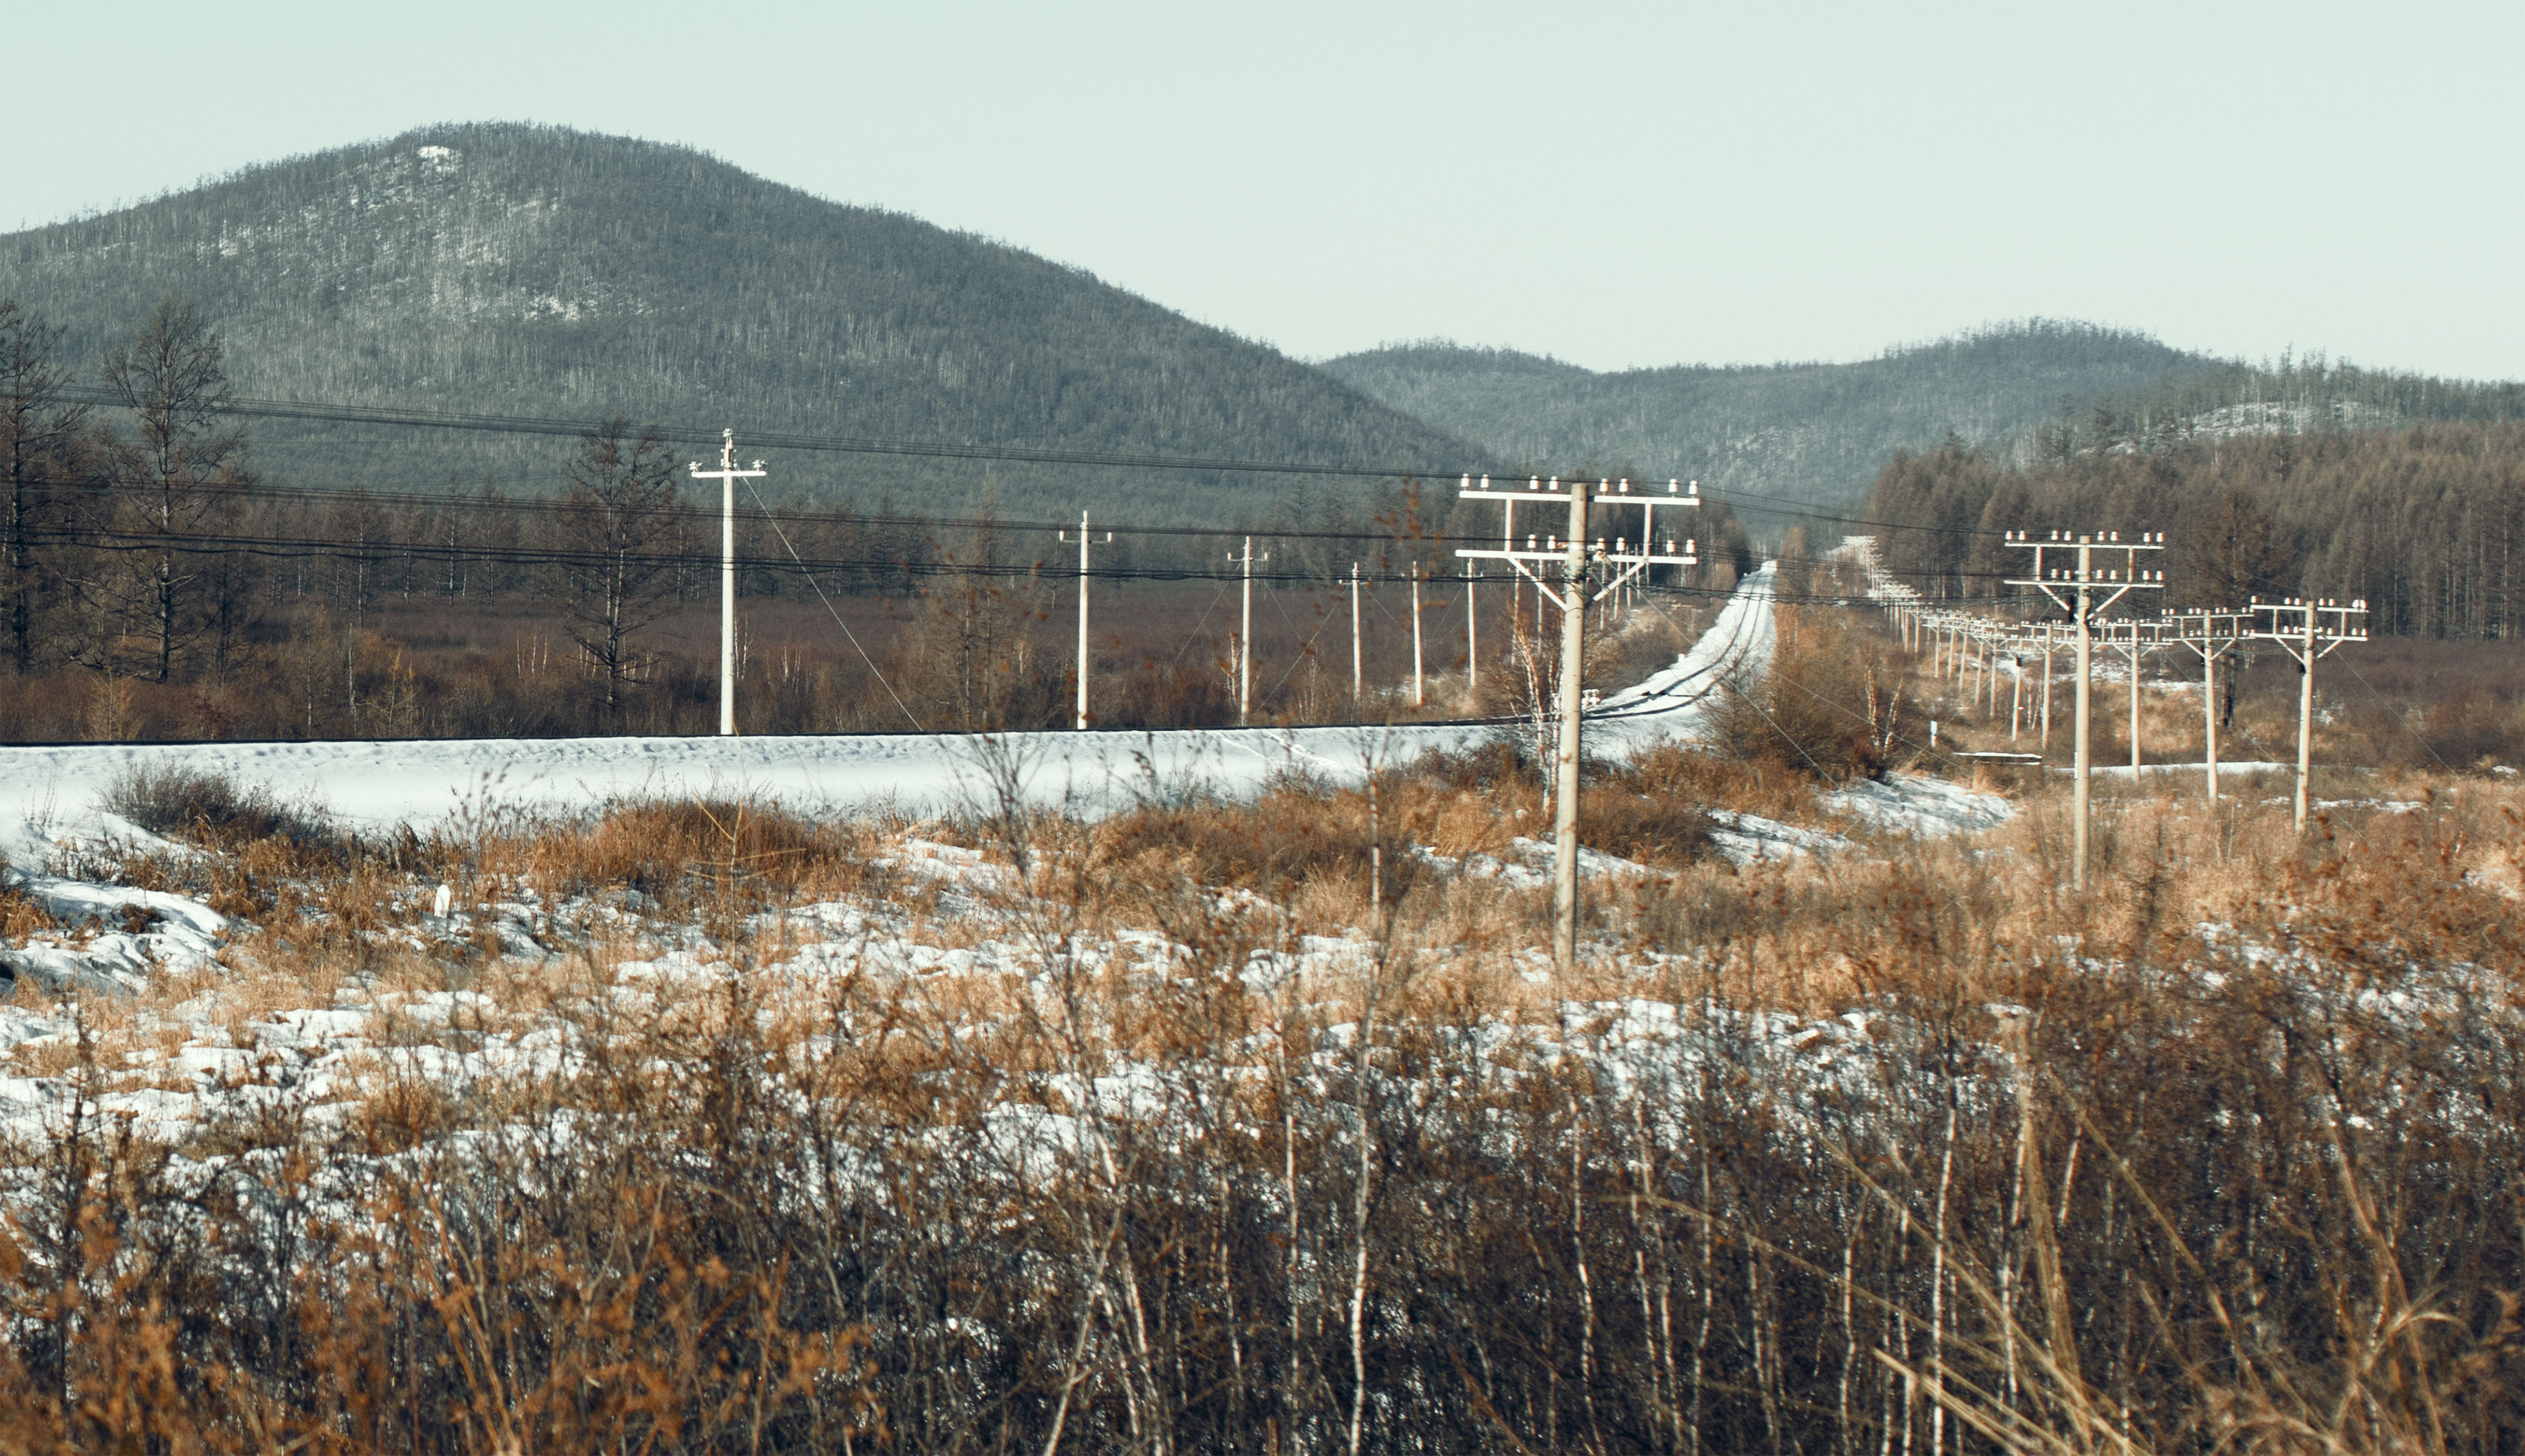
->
687, 431, 766, 737
1465, 564, 1478, 695
1458, 475, 1697, 968
2040, 623, 2055, 751
2165, 609, 2251, 802
1059, 512, 1110, 730
1410, 564, 1424, 709
2252, 597, 2368, 830
1349, 562, 1362, 707
2006, 531, 2164, 890
2101, 619, 2164, 775
1233, 536, 1267, 724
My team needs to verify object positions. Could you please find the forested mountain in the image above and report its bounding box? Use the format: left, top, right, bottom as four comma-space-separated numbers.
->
1322, 325, 2525, 509
0, 124, 1481, 526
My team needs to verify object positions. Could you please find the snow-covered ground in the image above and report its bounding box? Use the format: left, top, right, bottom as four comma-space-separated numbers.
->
0, 568, 1789, 842
1593, 561, 1776, 737
0, 558, 2052, 1154
0, 561, 2015, 989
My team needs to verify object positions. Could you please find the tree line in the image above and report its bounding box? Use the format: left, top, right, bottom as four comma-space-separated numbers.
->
1864, 421, 2525, 639
1, 295, 1752, 741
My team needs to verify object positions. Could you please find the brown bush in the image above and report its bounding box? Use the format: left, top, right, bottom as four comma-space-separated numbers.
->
543, 798, 869, 906
1093, 782, 1397, 900
101, 764, 333, 847
1708, 606, 1908, 783
0, 886, 54, 942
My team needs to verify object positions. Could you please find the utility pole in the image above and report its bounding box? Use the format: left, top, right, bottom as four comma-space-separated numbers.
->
1350, 562, 1362, 707
1059, 512, 1110, 730
2252, 596, 2368, 829
1410, 564, 1424, 709
2039, 622, 2055, 751
1458, 475, 1697, 968
2009, 645, 2024, 741
2006, 530, 2164, 890
2100, 619, 2164, 775
1233, 535, 1267, 724
1465, 563, 1478, 695
2166, 609, 2251, 802
687, 431, 766, 737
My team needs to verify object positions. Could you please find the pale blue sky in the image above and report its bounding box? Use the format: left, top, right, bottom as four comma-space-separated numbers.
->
7, 1, 2518, 378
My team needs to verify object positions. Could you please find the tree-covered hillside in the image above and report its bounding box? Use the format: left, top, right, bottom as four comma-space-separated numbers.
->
1865, 422, 2525, 643
1321, 322, 2476, 508
0, 124, 1481, 525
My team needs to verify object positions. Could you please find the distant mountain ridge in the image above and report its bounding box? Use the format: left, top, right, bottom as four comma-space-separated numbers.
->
1320, 323, 2242, 507
0, 123, 1483, 524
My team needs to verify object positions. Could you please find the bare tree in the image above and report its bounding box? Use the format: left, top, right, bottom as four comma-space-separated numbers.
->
551, 417, 684, 718
0, 302, 89, 675
2184, 483, 2296, 609
88, 296, 252, 682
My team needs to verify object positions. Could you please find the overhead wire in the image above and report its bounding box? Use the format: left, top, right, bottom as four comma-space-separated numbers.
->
21, 519, 2062, 602
42, 387, 2038, 542
738, 471, 924, 732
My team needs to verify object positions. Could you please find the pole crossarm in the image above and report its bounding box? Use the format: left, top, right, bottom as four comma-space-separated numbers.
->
2164, 609, 2256, 652
2001, 529, 2167, 618
2251, 596, 2370, 664
1453, 475, 1699, 609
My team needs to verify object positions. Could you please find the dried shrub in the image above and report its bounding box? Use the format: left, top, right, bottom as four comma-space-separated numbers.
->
1094, 782, 1393, 898
100, 764, 331, 847
539, 798, 868, 906
0, 886, 54, 942
1709, 606, 1906, 783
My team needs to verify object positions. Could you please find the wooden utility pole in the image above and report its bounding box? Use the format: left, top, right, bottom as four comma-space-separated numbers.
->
687, 431, 765, 737
2006, 531, 2164, 890
1456, 475, 1698, 968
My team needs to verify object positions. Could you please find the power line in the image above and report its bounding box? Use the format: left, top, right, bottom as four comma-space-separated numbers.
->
25, 520, 2048, 606
52, 386, 1465, 483
43, 387, 2024, 540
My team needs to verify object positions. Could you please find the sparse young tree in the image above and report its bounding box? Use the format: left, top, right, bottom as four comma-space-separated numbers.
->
550, 417, 685, 718
86, 296, 252, 682
2184, 483, 2296, 609
0, 302, 89, 674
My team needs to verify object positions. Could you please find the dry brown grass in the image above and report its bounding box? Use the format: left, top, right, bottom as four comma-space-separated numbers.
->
4, 724, 2520, 1450
0, 886, 53, 942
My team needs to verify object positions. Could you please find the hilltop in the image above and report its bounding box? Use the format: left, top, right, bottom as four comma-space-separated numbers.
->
1320, 322, 2239, 507
1323, 325, 2525, 511
0, 124, 1480, 524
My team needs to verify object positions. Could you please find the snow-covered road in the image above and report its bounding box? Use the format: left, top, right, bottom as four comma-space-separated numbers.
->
0, 569, 1782, 835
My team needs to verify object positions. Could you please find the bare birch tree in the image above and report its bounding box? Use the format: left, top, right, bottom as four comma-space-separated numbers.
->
0, 302, 89, 674
551, 417, 684, 718
87, 295, 252, 682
